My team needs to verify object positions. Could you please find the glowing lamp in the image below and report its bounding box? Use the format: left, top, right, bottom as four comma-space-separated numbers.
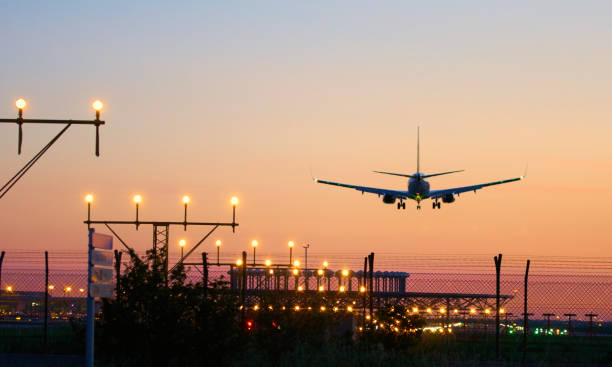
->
318, 286, 324, 292
215, 240, 222, 247
182, 195, 190, 204
341, 269, 349, 277
231, 196, 239, 206
292, 268, 299, 276
288, 241, 294, 248
15, 98, 26, 109
179, 239, 186, 248
133, 194, 142, 204
264, 259, 271, 267
85, 194, 94, 203
317, 269, 324, 276
339, 286, 345, 292
360, 286, 366, 293
293, 260, 300, 267
92, 100, 103, 111
236, 259, 243, 266
322, 260, 329, 268
251, 240, 258, 248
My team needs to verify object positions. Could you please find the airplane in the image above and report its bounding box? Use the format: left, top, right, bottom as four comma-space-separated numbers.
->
313, 127, 524, 210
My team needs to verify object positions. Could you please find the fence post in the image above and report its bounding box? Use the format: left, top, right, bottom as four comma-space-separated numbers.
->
368, 252, 374, 319
522, 259, 530, 362
363, 256, 367, 325
44, 251, 49, 354
202, 252, 208, 299
241, 251, 247, 324
0, 251, 5, 291
114, 250, 122, 301
494, 253, 502, 360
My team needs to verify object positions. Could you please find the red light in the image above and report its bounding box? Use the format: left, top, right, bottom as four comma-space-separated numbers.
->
246, 320, 253, 331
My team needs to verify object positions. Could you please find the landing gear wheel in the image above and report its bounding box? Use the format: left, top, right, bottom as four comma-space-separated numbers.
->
432, 202, 436, 209
417, 204, 421, 210
397, 202, 401, 210
402, 202, 406, 210
437, 202, 441, 209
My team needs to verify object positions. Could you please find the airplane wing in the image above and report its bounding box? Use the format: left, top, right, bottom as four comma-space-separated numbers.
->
428, 176, 523, 199
314, 178, 410, 199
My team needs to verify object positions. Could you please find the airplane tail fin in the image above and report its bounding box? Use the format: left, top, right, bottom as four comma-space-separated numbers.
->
416, 126, 420, 174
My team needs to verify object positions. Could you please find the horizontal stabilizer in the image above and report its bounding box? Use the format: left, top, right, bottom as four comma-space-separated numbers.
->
373, 171, 413, 178
422, 170, 464, 178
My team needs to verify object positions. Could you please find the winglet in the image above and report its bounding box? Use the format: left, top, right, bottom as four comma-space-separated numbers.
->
310, 166, 318, 182
521, 162, 529, 180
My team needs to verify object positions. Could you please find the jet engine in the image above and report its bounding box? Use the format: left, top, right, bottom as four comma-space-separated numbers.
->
442, 194, 455, 203
382, 194, 396, 204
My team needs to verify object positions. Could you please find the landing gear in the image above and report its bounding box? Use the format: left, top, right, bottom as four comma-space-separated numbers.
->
397, 201, 406, 210
417, 203, 421, 210
432, 200, 441, 209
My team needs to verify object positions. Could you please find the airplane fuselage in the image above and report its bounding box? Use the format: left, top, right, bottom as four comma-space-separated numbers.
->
407, 173, 430, 200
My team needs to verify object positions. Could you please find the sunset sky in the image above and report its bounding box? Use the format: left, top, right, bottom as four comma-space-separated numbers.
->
1, 1, 611, 262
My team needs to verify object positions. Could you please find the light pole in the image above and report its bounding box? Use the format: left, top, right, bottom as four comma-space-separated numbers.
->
182, 195, 190, 231
251, 240, 258, 265
1, 98, 106, 201
85, 194, 93, 228
215, 240, 222, 266
288, 241, 294, 265
133, 194, 142, 229
231, 197, 239, 233
303, 243, 310, 270
179, 239, 186, 260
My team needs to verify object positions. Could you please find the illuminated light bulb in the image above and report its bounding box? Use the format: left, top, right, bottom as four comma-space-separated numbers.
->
179, 239, 186, 248
318, 286, 324, 292
236, 259, 243, 266
292, 268, 299, 276
92, 100, 103, 111
347, 306, 353, 312
293, 260, 300, 267
341, 269, 349, 277
412, 307, 419, 313
6, 286, 13, 292
268, 269, 274, 275
339, 286, 345, 292
231, 196, 239, 206
360, 286, 366, 293
322, 260, 329, 268
320, 306, 326, 311
294, 305, 300, 311
85, 194, 94, 203
426, 308, 432, 313
251, 240, 258, 248
215, 240, 222, 247
317, 269, 324, 276
133, 194, 142, 204
264, 259, 271, 267
15, 98, 27, 109
439, 308, 446, 314
65, 286, 72, 292
297, 286, 303, 291
288, 241, 294, 248
182, 195, 190, 204
470, 308, 476, 314
48, 285, 54, 290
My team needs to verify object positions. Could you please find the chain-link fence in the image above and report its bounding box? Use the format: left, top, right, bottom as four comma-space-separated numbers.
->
1, 251, 611, 326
